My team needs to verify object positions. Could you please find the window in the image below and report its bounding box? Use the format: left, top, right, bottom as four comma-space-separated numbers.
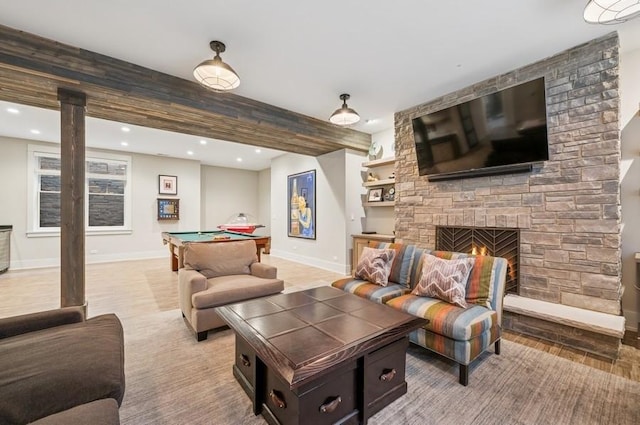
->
28, 145, 132, 235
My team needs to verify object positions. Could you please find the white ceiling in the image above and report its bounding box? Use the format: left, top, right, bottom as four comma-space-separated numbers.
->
0, 100, 285, 170
1, 1, 639, 170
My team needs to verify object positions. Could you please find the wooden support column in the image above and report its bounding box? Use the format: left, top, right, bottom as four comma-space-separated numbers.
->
58, 88, 87, 311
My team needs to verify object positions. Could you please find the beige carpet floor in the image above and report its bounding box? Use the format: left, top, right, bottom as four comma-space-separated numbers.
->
119, 310, 640, 425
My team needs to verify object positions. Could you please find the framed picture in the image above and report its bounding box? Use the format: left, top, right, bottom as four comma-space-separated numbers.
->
288, 170, 316, 239
368, 188, 383, 202
159, 175, 177, 195
157, 198, 179, 220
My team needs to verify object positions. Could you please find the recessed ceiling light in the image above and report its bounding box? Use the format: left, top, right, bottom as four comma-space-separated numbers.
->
121, 126, 130, 133
236, 157, 243, 162
255, 149, 261, 154
187, 150, 194, 155
199, 140, 208, 145
6, 107, 19, 114
120, 141, 129, 147
30, 129, 41, 134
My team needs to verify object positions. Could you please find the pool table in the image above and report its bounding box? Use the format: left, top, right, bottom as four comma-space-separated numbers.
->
161, 230, 271, 271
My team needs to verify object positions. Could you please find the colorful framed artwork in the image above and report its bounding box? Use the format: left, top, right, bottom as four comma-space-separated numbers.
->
157, 198, 179, 220
159, 175, 177, 195
288, 170, 316, 239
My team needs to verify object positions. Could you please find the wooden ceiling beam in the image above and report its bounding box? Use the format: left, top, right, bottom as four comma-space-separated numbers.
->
0, 24, 371, 156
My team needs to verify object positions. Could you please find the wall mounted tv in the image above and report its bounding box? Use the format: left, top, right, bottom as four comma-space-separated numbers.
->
412, 77, 549, 181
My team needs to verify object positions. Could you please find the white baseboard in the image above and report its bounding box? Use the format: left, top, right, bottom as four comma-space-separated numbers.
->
8, 250, 167, 270
268, 249, 349, 275
7, 249, 351, 277
85, 250, 167, 265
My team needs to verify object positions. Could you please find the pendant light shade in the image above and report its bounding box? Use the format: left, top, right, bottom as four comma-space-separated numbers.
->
583, 1, 640, 24
193, 41, 240, 92
329, 94, 360, 126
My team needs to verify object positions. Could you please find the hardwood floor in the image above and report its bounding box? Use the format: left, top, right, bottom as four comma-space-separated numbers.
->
1, 254, 638, 382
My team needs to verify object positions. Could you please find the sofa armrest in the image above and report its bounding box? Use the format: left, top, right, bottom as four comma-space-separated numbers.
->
0, 306, 85, 340
250, 262, 277, 279
179, 269, 208, 294
178, 269, 208, 312
488, 257, 509, 325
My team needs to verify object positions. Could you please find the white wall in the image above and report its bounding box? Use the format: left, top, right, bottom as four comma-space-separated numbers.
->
346, 149, 366, 265
200, 165, 263, 234
619, 47, 640, 332
362, 128, 396, 235
372, 127, 395, 158
270, 151, 350, 274
0, 136, 202, 268
0, 135, 347, 275
0, 137, 59, 267
621, 39, 640, 128
258, 168, 271, 237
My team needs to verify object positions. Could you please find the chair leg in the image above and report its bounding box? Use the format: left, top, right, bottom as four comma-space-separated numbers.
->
495, 339, 501, 355
459, 364, 469, 386
196, 331, 208, 342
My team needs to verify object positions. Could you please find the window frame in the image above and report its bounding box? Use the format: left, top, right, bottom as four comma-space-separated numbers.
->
27, 144, 133, 237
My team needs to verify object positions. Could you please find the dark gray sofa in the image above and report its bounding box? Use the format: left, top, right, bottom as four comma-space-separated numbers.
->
0, 307, 125, 424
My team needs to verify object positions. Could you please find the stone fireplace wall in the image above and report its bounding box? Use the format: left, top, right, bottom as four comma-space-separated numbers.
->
394, 33, 621, 317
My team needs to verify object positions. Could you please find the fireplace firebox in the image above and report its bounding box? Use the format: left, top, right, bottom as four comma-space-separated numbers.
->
435, 226, 519, 294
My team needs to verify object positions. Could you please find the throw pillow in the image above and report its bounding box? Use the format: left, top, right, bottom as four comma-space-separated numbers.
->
368, 242, 416, 287
432, 251, 497, 308
355, 247, 396, 286
412, 254, 475, 308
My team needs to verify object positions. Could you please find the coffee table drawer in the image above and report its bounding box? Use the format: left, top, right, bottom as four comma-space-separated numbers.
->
263, 361, 358, 425
364, 338, 408, 416
234, 336, 257, 394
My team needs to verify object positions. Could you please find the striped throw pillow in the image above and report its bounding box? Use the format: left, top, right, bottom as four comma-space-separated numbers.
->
411, 254, 475, 308
432, 251, 498, 307
368, 242, 416, 287
355, 247, 396, 286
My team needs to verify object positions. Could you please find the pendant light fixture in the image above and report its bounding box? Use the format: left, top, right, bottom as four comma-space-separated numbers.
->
329, 94, 360, 126
583, 1, 640, 24
193, 41, 240, 92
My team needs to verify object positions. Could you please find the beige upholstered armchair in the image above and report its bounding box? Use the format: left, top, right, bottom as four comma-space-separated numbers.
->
179, 240, 284, 341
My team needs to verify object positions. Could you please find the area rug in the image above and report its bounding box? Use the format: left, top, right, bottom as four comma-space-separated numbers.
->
119, 310, 640, 425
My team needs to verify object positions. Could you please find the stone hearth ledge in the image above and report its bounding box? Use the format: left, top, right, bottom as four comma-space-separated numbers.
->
503, 294, 625, 338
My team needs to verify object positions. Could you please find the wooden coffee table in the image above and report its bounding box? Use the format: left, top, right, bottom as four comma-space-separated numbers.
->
216, 286, 427, 425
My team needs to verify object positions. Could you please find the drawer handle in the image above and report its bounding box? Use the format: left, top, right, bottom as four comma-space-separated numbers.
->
380, 368, 397, 382
319, 396, 342, 414
269, 390, 286, 409
240, 354, 251, 367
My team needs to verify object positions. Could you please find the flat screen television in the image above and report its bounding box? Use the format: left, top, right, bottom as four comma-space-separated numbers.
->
412, 77, 549, 181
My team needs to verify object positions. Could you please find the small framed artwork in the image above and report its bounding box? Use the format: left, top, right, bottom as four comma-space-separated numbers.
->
159, 175, 178, 195
157, 198, 180, 220
368, 188, 383, 202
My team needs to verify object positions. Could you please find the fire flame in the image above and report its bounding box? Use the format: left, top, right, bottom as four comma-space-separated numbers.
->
470, 245, 487, 256
471, 245, 516, 282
